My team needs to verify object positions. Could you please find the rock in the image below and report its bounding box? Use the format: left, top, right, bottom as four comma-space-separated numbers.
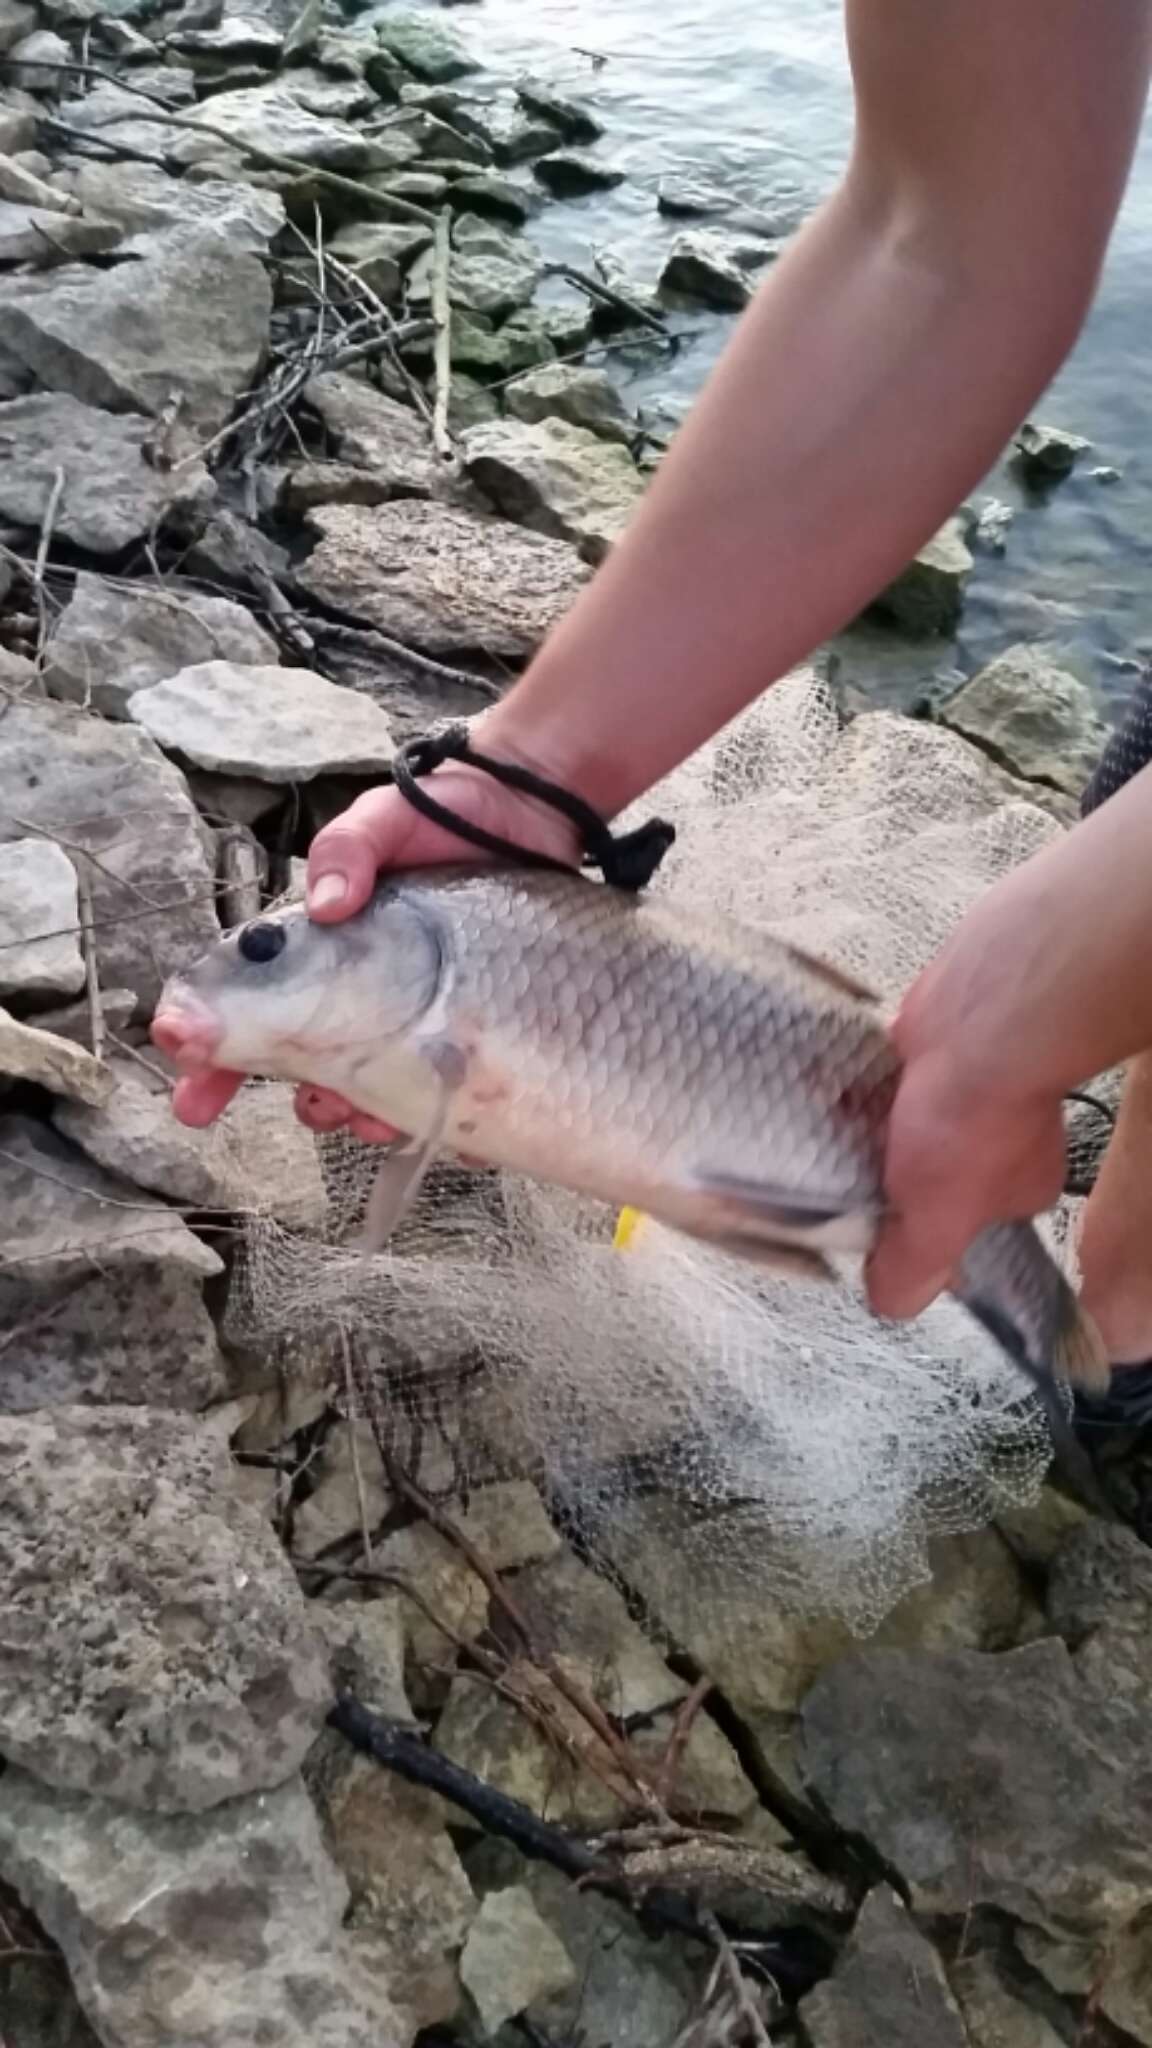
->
0, 1008, 114, 1107
407, 218, 539, 317
0, 105, 37, 151
370, 165, 446, 204
660, 229, 753, 308
43, 572, 278, 718
939, 645, 1107, 794
446, 370, 498, 429
374, 10, 477, 82
402, 106, 490, 164
463, 415, 642, 561
0, 156, 79, 212
7, 29, 70, 92
310, 1596, 413, 1724
1015, 419, 1091, 481
656, 175, 731, 218
0, 232, 272, 436
1091, 463, 1122, 483
994, 1483, 1090, 1567
515, 79, 602, 144
0, 198, 119, 262
1046, 1519, 1152, 1708
966, 495, 1015, 553
372, 1521, 489, 1689
303, 369, 437, 495
279, 459, 395, 514
872, 516, 973, 636
327, 217, 428, 298
450, 170, 532, 223
0, 1, 37, 55
460, 1885, 576, 2034
0, 839, 84, 1001
174, 83, 379, 170
0, 1404, 331, 1809
0, 393, 215, 552
948, 1951, 1068, 2048
514, 1549, 687, 1717
440, 302, 555, 376
533, 149, 624, 197
798, 1887, 969, 2048
292, 1421, 393, 1558
489, 108, 561, 164
0, 1769, 410, 2048
454, 1480, 563, 1570
505, 361, 633, 444
67, 160, 285, 253
128, 661, 395, 782
298, 499, 590, 660
0, 698, 219, 1011
166, 14, 284, 63
798, 1640, 1152, 1939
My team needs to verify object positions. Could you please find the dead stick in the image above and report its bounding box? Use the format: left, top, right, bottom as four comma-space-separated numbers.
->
430, 206, 453, 458
699, 1909, 777, 2047
654, 1674, 713, 1810
32, 466, 65, 665
75, 871, 105, 1062
339, 1329, 374, 1569
547, 262, 667, 335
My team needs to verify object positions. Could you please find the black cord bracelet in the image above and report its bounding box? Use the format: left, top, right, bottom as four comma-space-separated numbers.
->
383, 723, 676, 892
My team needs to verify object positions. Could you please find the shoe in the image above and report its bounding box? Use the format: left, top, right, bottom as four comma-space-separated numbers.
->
1074, 1362, 1152, 1436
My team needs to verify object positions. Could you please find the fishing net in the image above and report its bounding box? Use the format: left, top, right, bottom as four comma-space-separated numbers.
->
215, 669, 1094, 1631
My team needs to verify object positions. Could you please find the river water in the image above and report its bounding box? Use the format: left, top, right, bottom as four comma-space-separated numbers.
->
454, 0, 1152, 723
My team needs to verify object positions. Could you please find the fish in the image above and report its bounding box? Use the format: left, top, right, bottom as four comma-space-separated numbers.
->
152, 864, 1109, 1405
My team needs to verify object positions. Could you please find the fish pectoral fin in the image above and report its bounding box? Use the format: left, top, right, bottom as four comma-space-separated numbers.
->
689, 1170, 882, 1254
355, 1035, 467, 1253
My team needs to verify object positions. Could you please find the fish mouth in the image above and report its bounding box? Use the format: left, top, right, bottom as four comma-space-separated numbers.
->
150, 985, 223, 1070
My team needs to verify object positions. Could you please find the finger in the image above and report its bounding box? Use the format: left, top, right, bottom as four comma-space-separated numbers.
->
307, 786, 419, 920
173, 1068, 245, 1127
866, 1217, 953, 1320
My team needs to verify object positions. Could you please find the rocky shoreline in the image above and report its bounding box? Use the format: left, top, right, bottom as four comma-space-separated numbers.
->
1, 0, 1149, 2042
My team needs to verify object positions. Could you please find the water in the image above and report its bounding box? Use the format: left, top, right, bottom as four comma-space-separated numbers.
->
452, 0, 1152, 721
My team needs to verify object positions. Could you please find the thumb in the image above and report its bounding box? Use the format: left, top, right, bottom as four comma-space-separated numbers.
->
307, 786, 420, 920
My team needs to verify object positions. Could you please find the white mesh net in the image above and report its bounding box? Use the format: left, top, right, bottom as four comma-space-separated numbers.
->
213, 669, 1089, 1631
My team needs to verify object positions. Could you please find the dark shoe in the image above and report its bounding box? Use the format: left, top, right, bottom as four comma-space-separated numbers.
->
1074, 1362, 1152, 1436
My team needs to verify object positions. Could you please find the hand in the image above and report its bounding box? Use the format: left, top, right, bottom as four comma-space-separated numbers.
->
171, 737, 582, 1134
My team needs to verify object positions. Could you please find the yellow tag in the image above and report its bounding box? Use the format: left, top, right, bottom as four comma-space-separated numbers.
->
613, 1205, 647, 1252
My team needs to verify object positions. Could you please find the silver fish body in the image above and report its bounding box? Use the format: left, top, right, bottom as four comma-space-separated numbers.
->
156, 865, 1107, 1399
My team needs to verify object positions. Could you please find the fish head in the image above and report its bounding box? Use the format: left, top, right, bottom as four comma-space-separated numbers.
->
151, 885, 443, 1087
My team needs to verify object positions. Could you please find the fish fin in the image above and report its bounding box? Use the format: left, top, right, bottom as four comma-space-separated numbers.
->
355, 1035, 467, 1253
690, 1170, 881, 1254
778, 942, 882, 1007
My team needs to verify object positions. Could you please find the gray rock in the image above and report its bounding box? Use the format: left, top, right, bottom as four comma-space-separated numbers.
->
292, 1420, 393, 1558
798, 1887, 969, 2048
0, 393, 215, 552
67, 159, 285, 253
947, 1951, 1068, 2048
454, 1480, 563, 1570
0, 1769, 410, 2048
515, 1549, 688, 1718
505, 362, 633, 444
0, 199, 120, 262
0, 838, 84, 1001
368, 165, 446, 204
0, 1007, 114, 1108
1046, 1519, 1152, 1711
278, 459, 396, 514
873, 515, 973, 636
0, 698, 219, 1012
43, 572, 278, 718
128, 660, 395, 781
939, 644, 1107, 794
1015, 419, 1092, 481
0, 1404, 331, 1809
6, 29, 70, 92
447, 369, 499, 429
0, 1, 37, 55
402, 106, 490, 164
304, 368, 437, 495
49, 80, 187, 160
407, 218, 540, 318
371, 1521, 489, 1684
515, 79, 602, 144
798, 1640, 1152, 1939
463, 415, 643, 561
966, 495, 1015, 553
660, 229, 754, 308
173, 82, 379, 170
166, 13, 283, 63
298, 498, 590, 660
489, 108, 561, 164
310, 1595, 413, 1724
0, 105, 37, 151
0, 1115, 228, 1413
533, 149, 624, 198
450, 170, 532, 223
374, 9, 477, 82
439, 302, 555, 377
461, 1886, 575, 2034
0, 154, 80, 211
0, 231, 272, 436
327, 216, 428, 297
656, 174, 732, 218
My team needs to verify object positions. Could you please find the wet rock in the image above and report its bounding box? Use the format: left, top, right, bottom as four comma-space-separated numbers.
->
966, 495, 1015, 553
7, 29, 70, 92
799, 1639, 1152, 1939
0, 198, 120, 262
174, 83, 380, 170
128, 660, 395, 782
43, 572, 278, 718
0, 698, 219, 1011
948, 1951, 1068, 2048
489, 107, 561, 164
403, 106, 490, 164
463, 415, 642, 561
872, 515, 973, 635
0, 838, 84, 1001
374, 9, 477, 82
450, 169, 532, 223
656, 174, 732, 218
0, 231, 272, 436
660, 229, 753, 308
515, 79, 602, 144
461, 1885, 576, 2034
303, 368, 438, 495
1014, 419, 1091, 481
798, 1887, 969, 2048
0, 1403, 330, 1808
292, 1421, 393, 1558
166, 13, 283, 64
0, 1769, 409, 2048
505, 361, 634, 444
0, 1008, 114, 1107
66, 159, 285, 252
939, 644, 1107, 794
1091, 463, 1122, 483
0, 393, 215, 552
298, 498, 590, 660
534, 149, 624, 197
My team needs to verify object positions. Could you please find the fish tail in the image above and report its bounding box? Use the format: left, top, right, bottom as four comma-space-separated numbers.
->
1053, 1294, 1111, 1396
955, 1221, 1111, 1395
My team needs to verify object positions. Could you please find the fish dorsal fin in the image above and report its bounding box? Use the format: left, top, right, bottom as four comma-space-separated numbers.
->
776, 939, 881, 1007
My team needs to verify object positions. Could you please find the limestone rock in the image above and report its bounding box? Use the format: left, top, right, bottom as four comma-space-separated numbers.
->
873, 515, 973, 635
798, 1887, 969, 2047
515, 1550, 688, 1718
0, 231, 272, 435
0, 1, 37, 55
939, 644, 1107, 794
303, 369, 438, 496
0, 105, 37, 150
374, 9, 477, 81
1015, 419, 1091, 480
298, 498, 590, 660
167, 14, 284, 63
451, 170, 532, 223
656, 175, 732, 218
0, 1769, 410, 2048
454, 1480, 563, 1571
463, 415, 643, 561
0, 838, 84, 1000
533, 150, 624, 197
798, 1640, 1152, 1939
371, 1521, 488, 1680
0, 1008, 114, 1108
128, 661, 395, 782
7, 29, 70, 91
660, 230, 753, 308
515, 79, 602, 143
0, 698, 219, 1010
65, 160, 285, 253
0, 154, 81, 211
0, 1404, 331, 1808
1046, 1518, 1152, 1706
408, 217, 539, 317
506, 361, 633, 444
948, 1951, 1068, 2048
461, 1885, 575, 2034
0, 199, 121, 262
310, 1596, 413, 1725
174, 82, 382, 170
0, 392, 215, 552
292, 1421, 393, 1559
43, 572, 278, 718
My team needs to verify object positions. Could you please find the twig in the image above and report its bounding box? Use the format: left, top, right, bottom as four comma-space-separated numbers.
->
308, 618, 501, 697
700, 1910, 776, 2048
546, 261, 667, 335
654, 1674, 713, 1809
217, 826, 265, 927
430, 205, 453, 459
339, 1328, 374, 1569
75, 871, 105, 1063
32, 466, 65, 665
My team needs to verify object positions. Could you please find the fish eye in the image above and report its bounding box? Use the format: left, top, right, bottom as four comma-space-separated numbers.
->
237, 921, 287, 965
